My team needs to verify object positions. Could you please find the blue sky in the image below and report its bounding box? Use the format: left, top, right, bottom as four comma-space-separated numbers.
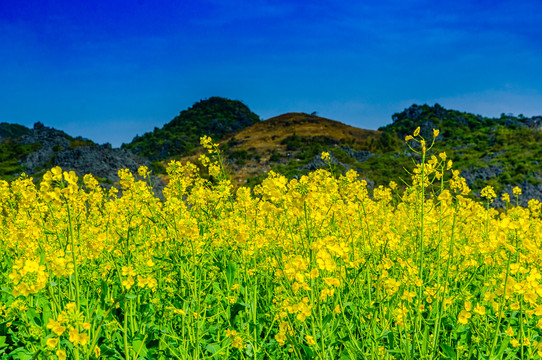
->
1, 0, 541, 147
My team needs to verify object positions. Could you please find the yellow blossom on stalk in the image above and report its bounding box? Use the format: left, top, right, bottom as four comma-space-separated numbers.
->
433, 128, 439, 138
46, 337, 59, 348
320, 288, 335, 300
481, 186, 496, 202
122, 276, 135, 290
275, 332, 287, 346
173, 308, 186, 315
47, 318, 66, 337
401, 290, 416, 303
232, 336, 245, 349
323, 277, 340, 287
405, 135, 413, 141
505, 327, 514, 337
138, 166, 149, 177
56, 350, 67, 360
513, 186, 522, 197
413, 127, 420, 137
9, 258, 49, 297
305, 335, 317, 346
225, 329, 238, 338
51, 166, 63, 181
321, 152, 330, 162
473, 304, 486, 315
68, 327, 90, 346
457, 310, 471, 325
333, 305, 341, 314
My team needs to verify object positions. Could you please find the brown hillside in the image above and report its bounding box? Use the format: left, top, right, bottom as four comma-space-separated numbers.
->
173, 112, 380, 186
229, 112, 379, 153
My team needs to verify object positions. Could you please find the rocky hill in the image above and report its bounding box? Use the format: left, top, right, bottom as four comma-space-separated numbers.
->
0, 122, 165, 193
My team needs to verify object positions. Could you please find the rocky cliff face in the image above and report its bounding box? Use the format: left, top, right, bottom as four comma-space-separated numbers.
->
18, 122, 165, 195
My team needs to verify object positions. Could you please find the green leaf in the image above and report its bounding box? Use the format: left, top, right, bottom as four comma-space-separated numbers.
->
322, 314, 333, 327
440, 343, 456, 359
205, 343, 221, 355
387, 330, 394, 349
133, 337, 148, 358
230, 302, 248, 322
225, 261, 237, 288
9, 347, 34, 360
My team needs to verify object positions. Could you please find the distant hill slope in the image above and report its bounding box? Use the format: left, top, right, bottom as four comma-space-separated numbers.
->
174, 112, 398, 187
380, 103, 542, 142
122, 97, 260, 160
172, 105, 541, 207
378, 104, 542, 205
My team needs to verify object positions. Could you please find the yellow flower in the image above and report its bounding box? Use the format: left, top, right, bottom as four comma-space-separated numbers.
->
481, 186, 496, 201
68, 327, 90, 346
505, 326, 514, 337
94, 345, 101, 358
225, 329, 238, 338
46, 337, 59, 348
433, 129, 439, 138
138, 166, 149, 177
232, 336, 244, 349
457, 310, 471, 325
321, 152, 330, 162
275, 332, 286, 346
333, 305, 341, 314
405, 135, 413, 141
413, 127, 421, 137
56, 350, 67, 360
473, 304, 486, 316
305, 335, 317, 346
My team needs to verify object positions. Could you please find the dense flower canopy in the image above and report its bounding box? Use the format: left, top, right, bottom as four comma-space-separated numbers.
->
0, 132, 541, 359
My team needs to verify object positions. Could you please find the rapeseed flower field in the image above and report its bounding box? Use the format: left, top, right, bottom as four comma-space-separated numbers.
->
0, 129, 541, 359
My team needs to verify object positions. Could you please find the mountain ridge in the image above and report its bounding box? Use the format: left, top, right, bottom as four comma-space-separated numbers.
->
0, 99, 540, 207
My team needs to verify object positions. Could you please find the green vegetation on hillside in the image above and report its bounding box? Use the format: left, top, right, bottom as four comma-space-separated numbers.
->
0, 123, 30, 139
122, 97, 260, 160
376, 104, 542, 194
0, 141, 41, 181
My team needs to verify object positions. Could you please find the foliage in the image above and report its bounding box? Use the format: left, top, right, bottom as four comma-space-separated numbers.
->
122, 97, 260, 160
0, 141, 41, 181
0, 123, 30, 140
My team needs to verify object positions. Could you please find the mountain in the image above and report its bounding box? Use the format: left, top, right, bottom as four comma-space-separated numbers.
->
122, 97, 260, 160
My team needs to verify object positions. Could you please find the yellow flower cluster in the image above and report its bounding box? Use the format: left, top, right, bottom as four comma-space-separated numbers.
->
0, 131, 541, 359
